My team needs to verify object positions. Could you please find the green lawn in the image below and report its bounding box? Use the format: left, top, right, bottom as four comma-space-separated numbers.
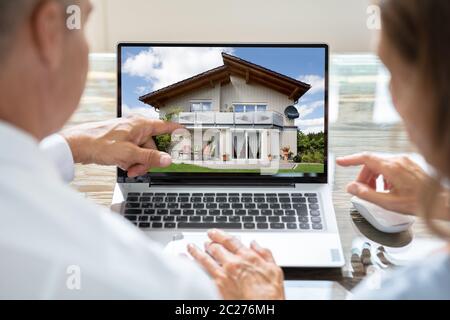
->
150, 163, 324, 174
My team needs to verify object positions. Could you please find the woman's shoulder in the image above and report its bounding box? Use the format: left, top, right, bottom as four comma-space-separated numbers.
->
352, 251, 450, 300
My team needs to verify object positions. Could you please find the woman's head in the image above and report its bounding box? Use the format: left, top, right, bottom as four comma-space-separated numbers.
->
378, 0, 450, 236
378, 0, 450, 178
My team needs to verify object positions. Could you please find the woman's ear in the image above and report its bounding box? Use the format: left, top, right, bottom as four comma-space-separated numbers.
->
30, 0, 66, 70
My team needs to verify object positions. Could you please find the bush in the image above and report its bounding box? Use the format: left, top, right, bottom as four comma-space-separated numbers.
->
155, 134, 172, 153
296, 131, 325, 163
293, 154, 302, 163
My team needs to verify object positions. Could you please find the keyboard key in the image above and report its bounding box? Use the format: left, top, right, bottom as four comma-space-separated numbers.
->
257, 223, 269, 229
190, 216, 201, 222
274, 210, 284, 216
138, 216, 148, 221
285, 210, 296, 216
139, 222, 150, 229
229, 216, 241, 223
305, 193, 317, 197
261, 210, 273, 216
163, 216, 175, 222
282, 216, 296, 223
298, 216, 309, 223
124, 215, 137, 221
128, 193, 141, 197
219, 203, 231, 209
206, 203, 218, 209
180, 203, 192, 209
232, 203, 243, 209
248, 210, 260, 216
309, 204, 320, 210
170, 209, 181, 215
256, 216, 267, 222
203, 216, 214, 222
193, 203, 205, 209
281, 204, 292, 209
242, 216, 254, 222
311, 217, 322, 223
126, 196, 138, 202
287, 223, 297, 229
235, 210, 246, 216
150, 216, 162, 221
209, 210, 221, 216
176, 216, 188, 222
155, 203, 166, 208
270, 223, 285, 229
144, 209, 155, 215
183, 210, 195, 216
165, 223, 176, 229
300, 223, 310, 230
156, 209, 168, 215
245, 203, 256, 209
312, 224, 323, 230
152, 222, 163, 228
279, 198, 291, 203
310, 210, 321, 217
269, 216, 280, 223
124, 209, 141, 215
222, 210, 233, 216
126, 202, 140, 208
244, 223, 256, 229
257, 203, 269, 209
196, 210, 207, 216
141, 203, 153, 209
216, 216, 228, 222
308, 198, 318, 203
178, 223, 242, 229
292, 197, 306, 203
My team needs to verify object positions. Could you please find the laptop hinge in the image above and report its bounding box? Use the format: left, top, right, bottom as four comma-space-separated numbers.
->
149, 181, 296, 187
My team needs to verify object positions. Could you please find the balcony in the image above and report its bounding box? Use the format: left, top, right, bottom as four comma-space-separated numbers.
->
174, 111, 284, 127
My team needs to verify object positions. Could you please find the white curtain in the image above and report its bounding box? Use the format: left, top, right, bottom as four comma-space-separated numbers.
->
248, 131, 259, 159
235, 132, 245, 159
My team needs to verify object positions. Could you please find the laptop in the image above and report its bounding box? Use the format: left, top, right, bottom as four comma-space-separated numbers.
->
111, 43, 344, 268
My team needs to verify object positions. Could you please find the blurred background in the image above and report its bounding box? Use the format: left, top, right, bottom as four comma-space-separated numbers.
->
85, 0, 376, 53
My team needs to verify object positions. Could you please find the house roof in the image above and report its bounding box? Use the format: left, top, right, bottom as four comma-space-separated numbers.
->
139, 52, 311, 108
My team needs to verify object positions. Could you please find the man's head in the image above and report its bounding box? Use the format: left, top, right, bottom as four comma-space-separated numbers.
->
0, 0, 92, 140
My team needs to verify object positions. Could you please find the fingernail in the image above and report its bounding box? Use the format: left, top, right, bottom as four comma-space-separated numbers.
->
347, 183, 360, 194
159, 154, 172, 167
251, 240, 262, 250
208, 229, 219, 236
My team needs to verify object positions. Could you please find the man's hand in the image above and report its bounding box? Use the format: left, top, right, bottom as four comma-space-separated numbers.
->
188, 229, 285, 300
336, 153, 429, 215
61, 116, 182, 177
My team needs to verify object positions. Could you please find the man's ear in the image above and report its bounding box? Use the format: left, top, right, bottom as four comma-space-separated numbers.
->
30, 1, 66, 70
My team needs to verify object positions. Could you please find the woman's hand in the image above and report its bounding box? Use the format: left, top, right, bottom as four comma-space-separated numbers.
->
61, 115, 182, 177
188, 229, 285, 300
336, 153, 429, 215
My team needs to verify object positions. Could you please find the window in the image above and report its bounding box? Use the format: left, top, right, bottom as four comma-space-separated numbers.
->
191, 101, 212, 112
233, 104, 267, 113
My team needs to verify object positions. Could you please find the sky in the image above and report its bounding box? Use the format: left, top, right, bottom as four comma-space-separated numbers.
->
121, 46, 326, 133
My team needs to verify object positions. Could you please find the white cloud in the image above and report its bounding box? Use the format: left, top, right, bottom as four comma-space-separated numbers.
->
298, 74, 325, 94
296, 100, 324, 119
134, 86, 149, 95
123, 47, 234, 92
122, 104, 160, 120
296, 117, 325, 134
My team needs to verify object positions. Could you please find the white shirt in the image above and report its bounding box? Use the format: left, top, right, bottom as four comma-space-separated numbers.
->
0, 121, 219, 300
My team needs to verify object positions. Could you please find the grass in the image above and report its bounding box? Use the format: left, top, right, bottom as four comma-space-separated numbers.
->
150, 163, 324, 174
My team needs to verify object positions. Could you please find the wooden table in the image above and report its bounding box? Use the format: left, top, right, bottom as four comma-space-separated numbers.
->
69, 54, 432, 297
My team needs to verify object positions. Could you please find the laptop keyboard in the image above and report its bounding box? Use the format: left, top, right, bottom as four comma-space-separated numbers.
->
122, 192, 324, 231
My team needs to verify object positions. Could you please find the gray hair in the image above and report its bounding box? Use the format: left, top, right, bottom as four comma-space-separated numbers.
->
0, 0, 74, 62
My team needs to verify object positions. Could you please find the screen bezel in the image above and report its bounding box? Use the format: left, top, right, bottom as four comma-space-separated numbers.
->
117, 43, 329, 185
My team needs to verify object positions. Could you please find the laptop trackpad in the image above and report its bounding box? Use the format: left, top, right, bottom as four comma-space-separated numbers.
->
164, 232, 343, 268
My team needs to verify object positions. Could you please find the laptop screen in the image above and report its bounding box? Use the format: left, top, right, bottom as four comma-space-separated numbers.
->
118, 44, 328, 184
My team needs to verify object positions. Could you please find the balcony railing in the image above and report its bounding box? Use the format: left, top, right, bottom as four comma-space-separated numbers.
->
173, 111, 284, 127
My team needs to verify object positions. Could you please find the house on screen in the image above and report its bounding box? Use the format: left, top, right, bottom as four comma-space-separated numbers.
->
139, 53, 311, 166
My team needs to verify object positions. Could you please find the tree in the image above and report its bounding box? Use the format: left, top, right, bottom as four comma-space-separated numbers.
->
296, 131, 325, 163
